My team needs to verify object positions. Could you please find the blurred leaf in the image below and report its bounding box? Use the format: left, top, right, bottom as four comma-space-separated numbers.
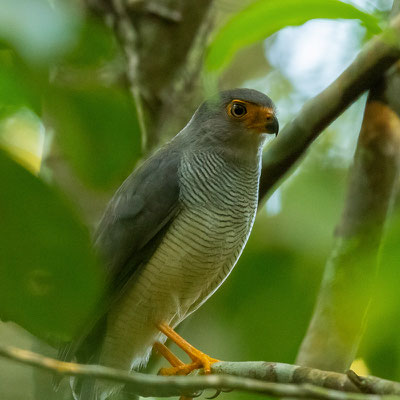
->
63, 17, 117, 67
0, 109, 44, 174
206, 0, 383, 72
0, 53, 42, 114
0, 0, 80, 65
0, 149, 103, 342
47, 85, 141, 188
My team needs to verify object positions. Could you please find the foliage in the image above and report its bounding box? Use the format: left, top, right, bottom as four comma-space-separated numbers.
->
206, 0, 383, 72
1, 1, 400, 400
0, 0, 141, 343
0, 149, 103, 342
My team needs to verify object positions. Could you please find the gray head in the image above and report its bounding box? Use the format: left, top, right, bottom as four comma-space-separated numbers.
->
180, 88, 278, 162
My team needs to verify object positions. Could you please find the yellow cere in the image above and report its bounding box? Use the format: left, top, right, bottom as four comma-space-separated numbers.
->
227, 99, 275, 134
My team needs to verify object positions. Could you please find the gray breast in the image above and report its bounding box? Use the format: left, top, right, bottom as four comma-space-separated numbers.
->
100, 150, 261, 372
164, 150, 261, 315
180, 151, 260, 212
126, 150, 261, 325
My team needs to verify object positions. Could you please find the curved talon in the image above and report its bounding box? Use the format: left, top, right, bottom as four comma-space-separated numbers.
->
221, 388, 234, 393
206, 389, 222, 399
178, 391, 203, 400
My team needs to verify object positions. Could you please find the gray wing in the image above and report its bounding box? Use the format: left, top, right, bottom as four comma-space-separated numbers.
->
94, 144, 181, 297
57, 144, 181, 368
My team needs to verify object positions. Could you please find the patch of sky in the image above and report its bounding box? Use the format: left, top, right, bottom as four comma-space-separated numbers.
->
244, 7, 391, 215
0, 0, 81, 65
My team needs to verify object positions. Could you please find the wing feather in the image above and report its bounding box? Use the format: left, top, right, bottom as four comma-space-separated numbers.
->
94, 145, 181, 294
57, 143, 181, 368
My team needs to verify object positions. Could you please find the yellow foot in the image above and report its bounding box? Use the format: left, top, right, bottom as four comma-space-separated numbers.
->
154, 339, 219, 400
154, 323, 220, 375
159, 361, 201, 376
157, 347, 218, 375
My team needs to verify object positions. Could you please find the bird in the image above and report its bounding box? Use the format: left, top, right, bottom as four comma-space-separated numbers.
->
59, 88, 279, 400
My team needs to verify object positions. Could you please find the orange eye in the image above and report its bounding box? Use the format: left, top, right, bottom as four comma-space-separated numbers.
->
231, 102, 247, 118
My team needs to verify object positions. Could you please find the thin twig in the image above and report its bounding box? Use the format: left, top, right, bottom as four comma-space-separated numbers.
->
155, 0, 217, 145
347, 370, 400, 396
110, 0, 148, 151
211, 361, 358, 392
0, 344, 399, 399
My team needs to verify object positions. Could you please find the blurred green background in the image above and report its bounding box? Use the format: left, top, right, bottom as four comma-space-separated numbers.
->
0, 0, 399, 399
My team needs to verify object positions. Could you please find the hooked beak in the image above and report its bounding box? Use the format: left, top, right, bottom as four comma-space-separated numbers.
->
243, 105, 279, 136
266, 114, 279, 136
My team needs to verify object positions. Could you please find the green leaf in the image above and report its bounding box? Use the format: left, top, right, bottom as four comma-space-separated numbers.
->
0, 149, 103, 342
63, 17, 117, 67
47, 85, 142, 189
206, 0, 383, 72
0, 52, 42, 114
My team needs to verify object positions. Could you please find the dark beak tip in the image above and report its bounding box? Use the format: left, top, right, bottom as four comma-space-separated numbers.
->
266, 117, 279, 136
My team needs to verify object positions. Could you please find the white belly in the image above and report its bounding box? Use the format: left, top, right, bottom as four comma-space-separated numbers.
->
99, 202, 256, 371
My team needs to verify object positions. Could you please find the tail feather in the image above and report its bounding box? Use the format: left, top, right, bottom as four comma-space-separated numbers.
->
76, 377, 97, 400
54, 317, 107, 398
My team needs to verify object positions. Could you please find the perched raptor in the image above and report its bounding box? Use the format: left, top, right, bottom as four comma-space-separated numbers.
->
61, 88, 279, 399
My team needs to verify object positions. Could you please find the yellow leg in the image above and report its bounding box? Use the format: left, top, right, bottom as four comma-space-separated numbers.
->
153, 339, 216, 400
154, 342, 184, 367
154, 342, 197, 375
157, 322, 219, 375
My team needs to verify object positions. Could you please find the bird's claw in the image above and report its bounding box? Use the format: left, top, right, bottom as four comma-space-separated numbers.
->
188, 351, 219, 374
206, 389, 222, 399
158, 353, 218, 376
206, 387, 234, 398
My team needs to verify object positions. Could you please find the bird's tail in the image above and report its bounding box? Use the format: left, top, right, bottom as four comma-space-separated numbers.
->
75, 376, 97, 400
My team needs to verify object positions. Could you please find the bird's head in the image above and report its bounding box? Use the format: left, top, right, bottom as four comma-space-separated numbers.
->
184, 88, 278, 162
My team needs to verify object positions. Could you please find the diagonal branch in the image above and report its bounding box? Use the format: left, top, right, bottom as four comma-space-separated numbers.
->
294, 1, 400, 373
2, 344, 400, 399
259, 13, 400, 202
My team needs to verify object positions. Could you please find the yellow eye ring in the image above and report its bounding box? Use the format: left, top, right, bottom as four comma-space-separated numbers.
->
230, 102, 247, 118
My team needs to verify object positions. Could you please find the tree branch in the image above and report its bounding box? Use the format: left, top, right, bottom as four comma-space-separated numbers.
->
2, 344, 400, 399
347, 370, 400, 395
259, 14, 400, 202
210, 361, 358, 392
294, 2, 400, 373
109, 0, 148, 151
295, 94, 400, 372
123, 0, 215, 151
43, 0, 217, 230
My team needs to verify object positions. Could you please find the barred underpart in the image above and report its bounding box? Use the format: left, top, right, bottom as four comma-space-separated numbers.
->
100, 150, 261, 372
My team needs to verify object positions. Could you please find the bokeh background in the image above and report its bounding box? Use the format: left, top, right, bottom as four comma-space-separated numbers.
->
1, 0, 400, 399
